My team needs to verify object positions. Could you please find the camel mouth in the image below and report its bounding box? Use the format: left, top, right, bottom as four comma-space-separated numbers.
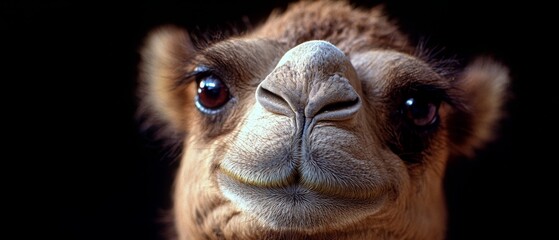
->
216, 170, 387, 231
217, 159, 387, 200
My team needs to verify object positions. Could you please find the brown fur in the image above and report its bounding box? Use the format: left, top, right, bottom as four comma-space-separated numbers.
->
138, 0, 510, 239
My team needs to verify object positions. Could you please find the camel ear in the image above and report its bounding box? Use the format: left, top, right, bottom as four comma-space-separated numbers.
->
137, 26, 196, 140
448, 57, 510, 157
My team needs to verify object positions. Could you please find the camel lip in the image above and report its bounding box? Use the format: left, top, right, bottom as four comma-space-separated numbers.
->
217, 152, 393, 200
216, 169, 383, 201
217, 161, 298, 188
216, 170, 386, 231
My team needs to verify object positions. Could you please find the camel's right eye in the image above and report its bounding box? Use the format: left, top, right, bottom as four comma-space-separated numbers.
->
195, 75, 230, 114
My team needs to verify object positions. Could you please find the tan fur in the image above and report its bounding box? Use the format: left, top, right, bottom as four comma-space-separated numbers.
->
138, 0, 510, 239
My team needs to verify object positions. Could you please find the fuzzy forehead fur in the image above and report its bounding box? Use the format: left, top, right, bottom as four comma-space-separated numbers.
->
248, 0, 413, 54
138, 0, 509, 239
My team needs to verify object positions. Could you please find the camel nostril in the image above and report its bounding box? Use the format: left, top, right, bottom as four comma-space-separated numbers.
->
315, 98, 360, 116
256, 40, 362, 120
308, 92, 362, 121
256, 84, 293, 116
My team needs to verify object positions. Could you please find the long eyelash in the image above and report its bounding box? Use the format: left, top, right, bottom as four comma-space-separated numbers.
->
176, 65, 213, 87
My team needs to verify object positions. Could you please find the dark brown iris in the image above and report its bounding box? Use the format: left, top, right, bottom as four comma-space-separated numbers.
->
196, 76, 230, 111
403, 97, 438, 127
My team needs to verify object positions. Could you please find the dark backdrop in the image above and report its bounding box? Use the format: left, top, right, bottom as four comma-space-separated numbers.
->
4, 0, 555, 239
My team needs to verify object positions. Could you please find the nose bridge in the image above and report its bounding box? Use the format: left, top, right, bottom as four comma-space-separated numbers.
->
256, 40, 361, 120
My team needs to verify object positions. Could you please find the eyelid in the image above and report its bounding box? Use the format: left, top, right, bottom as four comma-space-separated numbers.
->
406, 84, 449, 104
177, 65, 212, 86
193, 66, 210, 76
192, 66, 212, 80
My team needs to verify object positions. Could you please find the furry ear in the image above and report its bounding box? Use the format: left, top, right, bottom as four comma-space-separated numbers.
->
137, 26, 196, 140
448, 57, 510, 157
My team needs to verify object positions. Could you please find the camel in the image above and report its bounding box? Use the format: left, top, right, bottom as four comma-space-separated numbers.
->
138, 0, 510, 239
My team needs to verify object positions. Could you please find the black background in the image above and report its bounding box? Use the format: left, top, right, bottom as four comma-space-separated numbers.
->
4, 0, 555, 239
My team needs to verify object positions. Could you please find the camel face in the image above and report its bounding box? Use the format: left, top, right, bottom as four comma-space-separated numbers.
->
138, 1, 509, 239
220, 40, 396, 229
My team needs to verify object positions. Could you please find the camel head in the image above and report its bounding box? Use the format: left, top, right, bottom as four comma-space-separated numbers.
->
138, 1, 509, 239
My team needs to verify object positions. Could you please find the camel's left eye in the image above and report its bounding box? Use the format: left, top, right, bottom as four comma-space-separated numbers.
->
402, 97, 439, 127
195, 75, 230, 113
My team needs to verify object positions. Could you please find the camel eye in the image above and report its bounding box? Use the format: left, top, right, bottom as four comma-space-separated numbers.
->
402, 97, 439, 127
195, 75, 230, 113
